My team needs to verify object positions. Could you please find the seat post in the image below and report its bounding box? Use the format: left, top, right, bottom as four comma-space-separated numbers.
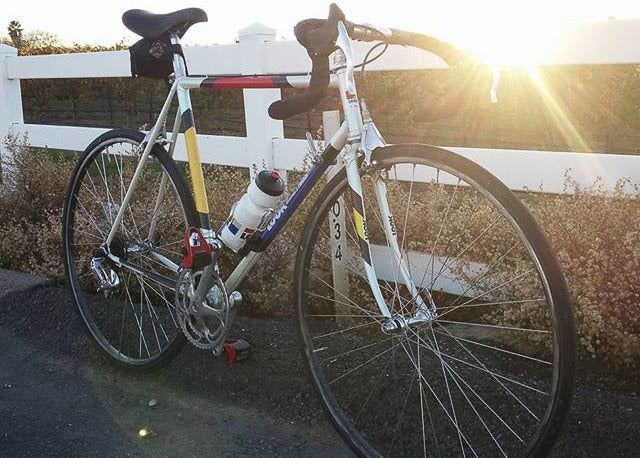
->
170, 33, 187, 78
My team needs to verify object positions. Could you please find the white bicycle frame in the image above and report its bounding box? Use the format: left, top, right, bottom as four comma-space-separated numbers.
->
103, 21, 432, 322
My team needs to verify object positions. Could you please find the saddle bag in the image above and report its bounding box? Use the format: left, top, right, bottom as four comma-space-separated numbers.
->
129, 34, 183, 80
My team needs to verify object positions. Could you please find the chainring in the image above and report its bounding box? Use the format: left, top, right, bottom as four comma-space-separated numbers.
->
175, 269, 230, 351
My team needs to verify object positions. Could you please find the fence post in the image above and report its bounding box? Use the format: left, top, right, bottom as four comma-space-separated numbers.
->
0, 44, 23, 186
323, 110, 349, 315
238, 23, 285, 181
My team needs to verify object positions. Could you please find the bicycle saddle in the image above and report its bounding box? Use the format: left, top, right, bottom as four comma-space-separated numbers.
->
122, 8, 208, 39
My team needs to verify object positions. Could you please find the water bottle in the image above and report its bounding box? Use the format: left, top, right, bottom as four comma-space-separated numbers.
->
218, 170, 285, 252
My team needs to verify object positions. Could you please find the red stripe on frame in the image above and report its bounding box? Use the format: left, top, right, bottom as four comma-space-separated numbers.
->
201, 76, 284, 89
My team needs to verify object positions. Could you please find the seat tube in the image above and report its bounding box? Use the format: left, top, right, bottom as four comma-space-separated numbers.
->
171, 34, 211, 231
177, 85, 211, 230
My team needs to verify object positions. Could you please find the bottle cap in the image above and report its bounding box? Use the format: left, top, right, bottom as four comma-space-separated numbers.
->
256, 170, 285, 196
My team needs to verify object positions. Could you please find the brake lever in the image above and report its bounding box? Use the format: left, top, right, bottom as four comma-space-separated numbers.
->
490, 66, 501, 104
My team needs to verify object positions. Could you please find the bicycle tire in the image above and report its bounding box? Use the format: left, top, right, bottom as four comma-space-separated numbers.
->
62, 128, 197, 371
294, 144, 576, 457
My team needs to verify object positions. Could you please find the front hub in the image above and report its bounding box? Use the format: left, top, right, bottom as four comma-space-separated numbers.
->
380, 307, 436, 335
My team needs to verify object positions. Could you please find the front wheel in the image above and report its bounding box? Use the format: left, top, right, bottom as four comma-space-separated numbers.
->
294, 144, 575, 457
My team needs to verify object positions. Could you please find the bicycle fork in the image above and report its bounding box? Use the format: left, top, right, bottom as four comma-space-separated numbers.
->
343, 145, 436, 332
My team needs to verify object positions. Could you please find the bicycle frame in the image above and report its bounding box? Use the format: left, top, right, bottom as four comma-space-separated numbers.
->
105, 22, 432, 320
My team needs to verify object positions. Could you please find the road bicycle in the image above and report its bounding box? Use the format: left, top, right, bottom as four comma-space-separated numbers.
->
62, 4, 576, 457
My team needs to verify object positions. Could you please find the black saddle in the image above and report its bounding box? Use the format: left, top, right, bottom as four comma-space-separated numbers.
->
122, 8, 208, 39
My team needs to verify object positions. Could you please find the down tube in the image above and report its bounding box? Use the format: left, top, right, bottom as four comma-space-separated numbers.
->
259, 157, 333, 242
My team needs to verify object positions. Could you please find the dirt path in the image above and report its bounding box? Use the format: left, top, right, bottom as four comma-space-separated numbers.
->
0, 269, 638, 457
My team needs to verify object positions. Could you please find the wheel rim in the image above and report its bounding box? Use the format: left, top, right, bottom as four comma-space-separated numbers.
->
65, 138, 187, 365
297, 155, 569, 457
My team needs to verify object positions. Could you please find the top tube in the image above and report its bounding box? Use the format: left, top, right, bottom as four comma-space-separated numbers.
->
177, 74, 340, 90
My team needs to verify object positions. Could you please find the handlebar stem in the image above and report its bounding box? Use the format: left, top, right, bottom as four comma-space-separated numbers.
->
334, 21, 363, 142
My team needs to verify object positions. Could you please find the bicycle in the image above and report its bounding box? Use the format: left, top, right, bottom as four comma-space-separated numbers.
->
62, 4, 576, 457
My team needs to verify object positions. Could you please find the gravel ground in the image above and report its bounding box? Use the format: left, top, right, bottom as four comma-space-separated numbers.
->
0, 269, 638, 457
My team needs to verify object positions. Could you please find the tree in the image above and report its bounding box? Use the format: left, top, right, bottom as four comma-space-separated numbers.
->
23, 30, 62, 48
7, 20, 23, 48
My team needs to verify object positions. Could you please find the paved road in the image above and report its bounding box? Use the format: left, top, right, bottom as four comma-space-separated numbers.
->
0, 269, 352, 458
0, 269, 638, 457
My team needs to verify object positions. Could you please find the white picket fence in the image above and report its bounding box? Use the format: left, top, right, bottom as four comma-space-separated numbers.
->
1, 19, 640, 192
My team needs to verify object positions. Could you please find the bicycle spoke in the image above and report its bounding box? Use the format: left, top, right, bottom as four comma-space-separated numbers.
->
353, 340, 400, 426
384, 373, 416, 458
410, 327, 526, 446
436, 268, 538, 321
436, 319, 550, 334
437, 297, 546, 313
328, 341, 403, 385
122, 277, 151, 359
399, 340, 479, 457
306, 269, 384, 323
304, 290, 384, 319
446, 241, 521, 309
412, 336, 547, 395
425, 218, 500, 294
313, 320, 378, 340
425, 178, 461, 292
434, 322, 541, 421
323, 335, 396, 364
434, 329, 551, 365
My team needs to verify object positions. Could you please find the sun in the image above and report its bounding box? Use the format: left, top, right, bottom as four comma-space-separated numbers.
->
416, 0, 640, 66
441, 15, 563, 66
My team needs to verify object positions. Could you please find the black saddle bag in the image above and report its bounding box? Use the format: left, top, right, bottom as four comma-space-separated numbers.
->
129, 34, 184, 80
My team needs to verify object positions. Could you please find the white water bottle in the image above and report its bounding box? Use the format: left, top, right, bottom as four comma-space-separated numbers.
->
218, 170, 284, 252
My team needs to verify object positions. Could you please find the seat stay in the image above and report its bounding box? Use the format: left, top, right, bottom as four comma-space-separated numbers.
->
105, 80, 178, 247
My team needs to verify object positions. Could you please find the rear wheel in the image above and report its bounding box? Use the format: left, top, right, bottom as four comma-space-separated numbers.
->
62, 129, 198, 371
294, 144, 575, 457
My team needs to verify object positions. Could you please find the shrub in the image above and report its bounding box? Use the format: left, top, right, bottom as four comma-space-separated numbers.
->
0, 138, 638, 368
0, 135, 72, 279
524, 177, 640, 367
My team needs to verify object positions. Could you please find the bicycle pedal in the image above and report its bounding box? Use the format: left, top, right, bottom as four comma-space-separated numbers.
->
224, 338, 250, 364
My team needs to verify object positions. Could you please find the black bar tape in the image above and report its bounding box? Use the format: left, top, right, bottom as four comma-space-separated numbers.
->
267, 3, 344, 121
387, 29, 462, 67
268, 57, 329, 120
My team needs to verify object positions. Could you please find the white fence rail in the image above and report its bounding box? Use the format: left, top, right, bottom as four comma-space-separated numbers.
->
1, 20, 640, 192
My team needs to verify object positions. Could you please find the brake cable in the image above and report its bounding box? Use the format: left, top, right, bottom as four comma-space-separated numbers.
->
355, 42, 389, 97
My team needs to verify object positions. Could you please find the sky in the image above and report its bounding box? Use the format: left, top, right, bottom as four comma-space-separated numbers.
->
3, 0, 640, 62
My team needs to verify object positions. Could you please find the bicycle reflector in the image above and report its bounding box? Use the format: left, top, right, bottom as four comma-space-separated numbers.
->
182, 227, 213, 270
